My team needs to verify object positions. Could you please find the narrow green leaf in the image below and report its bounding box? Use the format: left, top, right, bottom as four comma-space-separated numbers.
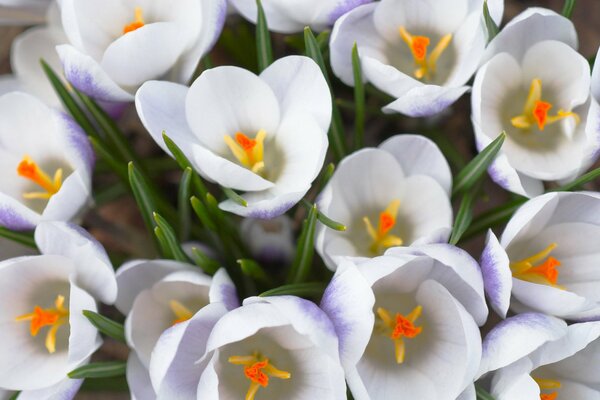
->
0, 227, 36, 248
8, 392, 19, 400
80, 376, 128, 392
178, 168, 193, 240
452, 132, 505, 197
304, 27, 347, 160
82, 310, 125, 343
190, 247, 221, 275
163, 132, 208, 198
68, 361, 126, 379
153, 212, 189, 262
223, 187, 248, 207
449, 184, 481, 245
128, 162, 158, 238
301, 200, 346, 231
475, 385, 496, 400
562, 0, 576, 19
255, 0, 273, 72
89, 136, 128, 183
319, 163, 336, 188
483, 0, 499, 41
238, 259, 275, 285
40, 59, 98, 139
352, 43, 365, 150
460, 197, 527, 242
554, 167, 600, 192
191, 196, 217, 231
288, 204, 318, 283
316, 30, 331, 53
154, 226, 174, 259
260, 282, 327, 298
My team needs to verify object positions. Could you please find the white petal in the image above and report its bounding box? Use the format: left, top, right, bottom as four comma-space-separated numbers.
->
480, 230, 512, 318
67, 281, 102, 369
18, 377, 83, 400
489, 358, 539, 400
500, 192, 558, 249
0, 192, 40, 230
382, 84, 470, 117
208, 268, 239, 311
41, 169, 91, 224
593, 46, 600, 102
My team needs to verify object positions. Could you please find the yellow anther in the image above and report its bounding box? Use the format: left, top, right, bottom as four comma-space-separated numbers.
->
169, 300, 194, 325
16, 295, 69, 354
123, 7, 145, 34
511, 79, 580, 131
224, 130, 266, 175
363, 199, 403, 255
535, 377, 561, 400
376, 305, 423, 364
399, 26, 452, 81
229, 352, 291, 400
17, 156, 63, 200
511, 243, 562, 287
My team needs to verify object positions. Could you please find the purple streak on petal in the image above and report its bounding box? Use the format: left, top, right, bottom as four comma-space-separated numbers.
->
63, 63, 119, 103
328, 0, 373, 24
481, 242, 503, 304
286, 295, 337, 336
320, 285, 352, 350
60, 112, 95, 173
219, 283, 240, 310
210, 0, 228, 50
247, 201, 295, 219
483, 312, 559, 353
66, 222, 110, 261
0, 206, 36, 231
488, 162, 510, 192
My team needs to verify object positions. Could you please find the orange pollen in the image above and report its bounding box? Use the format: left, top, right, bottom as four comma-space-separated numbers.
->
411, 36, 430, 61
236, 132, 257, 151
244, 360, 270, 387
541, 394, 558, 400
28, 306, 60, 336
379, 212, 396, 236
391, 314, 422, 340
123, 7, 145, 34
533, 101, 552, 130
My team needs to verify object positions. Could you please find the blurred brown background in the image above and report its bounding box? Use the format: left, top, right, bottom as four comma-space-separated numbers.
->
0, 0, 598, 398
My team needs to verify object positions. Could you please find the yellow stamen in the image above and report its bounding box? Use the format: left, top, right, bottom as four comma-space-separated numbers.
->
17, 156, 63, 200
363, 199, 403, 254
399, 26, 452, 81
535, 377, 561, 400
169, 300, 194, 325
376, 305, 423, 364
229, 352, 291, 400
511, 243, 562, 287
511, 79, 580, 131
123, 7, 145, 34
224, 130, 266, 175
15, 295, 69, 354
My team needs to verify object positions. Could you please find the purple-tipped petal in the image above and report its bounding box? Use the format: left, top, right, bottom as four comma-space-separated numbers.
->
481, 230, 512, 318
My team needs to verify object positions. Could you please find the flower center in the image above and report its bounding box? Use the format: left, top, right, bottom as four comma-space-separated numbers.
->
229, 352, 291, 400
224, 130, 266, 175
15, 295, 69, 354
399, 26, 452, 81
169, 300, 194, 325
536, 377, 561, 400
376, 305, 423, 364
123, 7, 145, 35
511, 79, 580, 131
363, 199, 403, 255
510, 243, 562, 287
17, 155, 63, 200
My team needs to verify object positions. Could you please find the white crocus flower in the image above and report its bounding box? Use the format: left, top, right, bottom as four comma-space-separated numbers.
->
150, 295, 346, 400
478, 313, 600, 399
0, 0, 50, 25
241, 215, 295, 265
472, 8, 600, 197
329, 0, 503, 117
315, 134, 452, 270
56, 0, 227, 103
0, 92, 93, 231
481, 192, 600, 321
136, 56, 331, 219
115, 260, 238, 400
0, 221, 117, 398
321, 245, 486, 400
229, 0, 372, 34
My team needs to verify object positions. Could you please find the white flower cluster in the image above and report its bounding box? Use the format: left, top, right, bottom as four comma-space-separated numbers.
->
0, 0, 599, 400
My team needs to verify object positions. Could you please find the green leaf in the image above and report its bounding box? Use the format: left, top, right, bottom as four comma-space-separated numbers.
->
452, 132, 505, 197
255, 0, 273, 72
0, 227, 36, 248
554, 166, 600, 192
178, 168, 193, 240
82, 310, 125, 343
319, 163, 336, 189
89, 136, 128, 183
301, 200, 346, 231
475, 385, 496, 400
449, 183, 481, 245
128, 162, 158, 239
460, 197, 527, 242
8, 392, 19, 400
352, 43, 365, 150
190, 247, 221, 275
68, 361, 127, 379
316, 30, 331, 53
304, 27, 347, 161
287, 204, 318, 283
238, 259, 275, 285
191, 196, 217, 231
153, 212, 189, 262
223, 187, 248, 207
260, 282, 327, 298
483, 0, 499, 42
163, 132, 209, 198
562, 0, 576, 19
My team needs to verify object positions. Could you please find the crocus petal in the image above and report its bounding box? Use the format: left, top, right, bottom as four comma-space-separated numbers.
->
17, 377, 83, 400
490, 358, 539, 400
67, 281, 102, 368
480, 230, 512, 318
382, 84, 470, 117
478, 313, 567, 377
57, 44, 134, 102
379, 134, 452, 195
208, 268, 239, 311
127, 352, 156, 400
0, 192, 39, 230
0, 75, 21, 94
41, 170, 91, 223
593, 46, 600, 102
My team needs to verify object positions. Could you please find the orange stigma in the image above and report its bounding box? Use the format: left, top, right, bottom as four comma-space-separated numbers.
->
169, 300, 193, 325
377, 305, 423, 364
224, 130, 266, 175
399, 26, 452, 81
123, 7, 145, 35
511, 79, 579, 131
536, 378, 560, 400
363, 200, 403, 254
17, 155, 63, 200
16, 295, 69, 354
229, 353, 291, 400
511, 243, 562, 287
541, 394, 558, 400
